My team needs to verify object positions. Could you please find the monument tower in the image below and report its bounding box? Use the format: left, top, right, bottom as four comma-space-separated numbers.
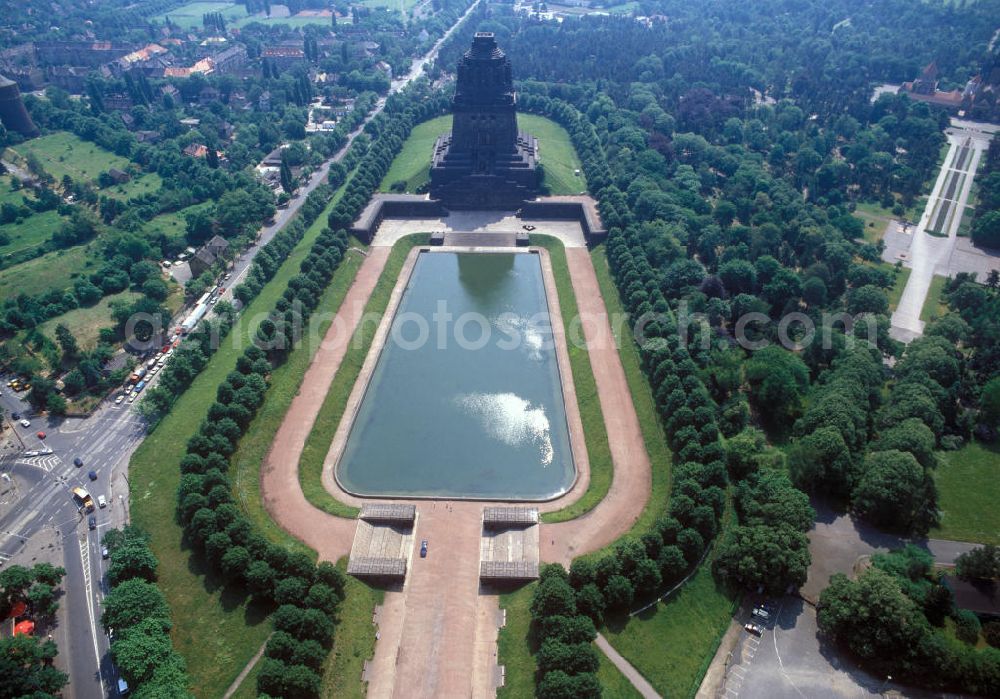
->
430, 32, 539, 209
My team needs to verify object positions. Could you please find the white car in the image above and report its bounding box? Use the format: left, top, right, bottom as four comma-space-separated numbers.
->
128, 392, 138, 403
19, 419, 30, 428
97, 495, 107, 508
115, 395, 124, 405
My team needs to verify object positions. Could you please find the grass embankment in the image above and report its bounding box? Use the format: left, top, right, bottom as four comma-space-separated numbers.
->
920, 274, 949, 322
533, 236, 613, 523
496, 585, 535, 698
886, 264, 912, 312
602, 565, 737, 698
297, 234, 428, 519
932, 441, 1000, 545
322, 562, 384, 699
129, 192, 351, 697
378, 114, 585, 196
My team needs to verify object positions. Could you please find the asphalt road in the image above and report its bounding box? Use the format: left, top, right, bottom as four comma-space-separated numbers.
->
1, 382, 144, 698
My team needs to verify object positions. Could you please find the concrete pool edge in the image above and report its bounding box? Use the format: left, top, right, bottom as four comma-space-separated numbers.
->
320, 245, 593, 506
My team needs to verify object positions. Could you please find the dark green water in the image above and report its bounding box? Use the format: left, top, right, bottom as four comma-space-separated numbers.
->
336, 251, 576, 500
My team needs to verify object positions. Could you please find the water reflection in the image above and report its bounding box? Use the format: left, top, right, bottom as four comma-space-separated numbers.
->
456, 392, 554, 465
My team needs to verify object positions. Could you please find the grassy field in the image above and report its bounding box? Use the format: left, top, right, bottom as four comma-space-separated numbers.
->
38, 290, 140, 350
297, 234, 427, 519
378, 114, 586, 196
158, 1, 248, 28
886, 264, 911, 311
920, 274, 949, 323
358, 0, 422, 12
496, 584, 536, 698
232, 13, 337, 28
0, 244, 96, 298
9, 132, 131, 183
597, 650, 645, 698
322, 563, 384, 699
143, 202, 213, 248
101, 171, 163, 201
128, 192, 351, 695
0, 209, 64, 264
532, 236, 613, 523
603, 564, 737, 698
379, 115, 449, 194
932, 441, 1000, 545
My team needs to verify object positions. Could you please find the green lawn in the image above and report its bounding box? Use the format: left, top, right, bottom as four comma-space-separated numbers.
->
297, 234, 427, 519
379, 115, 450, 194
602, 564, 737, 698
101, 171, 163, 201
920, 275, 949, 323
143, 202, 213, 248
0, 244, 96, 298
597, 650, 644, 698
378, 114, 586, 196
886, 264, 911, 312
496, 584, 536, 698
128, 193, 348, 695
932, 441, 1000, 545
358, 0, 421, 12
231, 13, 337, 28
38, 290, 140, 351
0, 209, 64, 265
533, 236, 613, 523
9, 132, 131, 184
322, 562, 384, 699
158, 1, 248, 28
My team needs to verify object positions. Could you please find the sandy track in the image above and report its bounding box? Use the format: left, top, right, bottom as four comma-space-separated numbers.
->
541, 247, 653, 566
259, 246, 391, 561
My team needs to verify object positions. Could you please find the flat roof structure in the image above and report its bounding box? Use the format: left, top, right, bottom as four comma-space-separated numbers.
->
348, 517, 414, 580
482, 506, 539, 528
360, 503, 417, 524
480, 560, 539, 580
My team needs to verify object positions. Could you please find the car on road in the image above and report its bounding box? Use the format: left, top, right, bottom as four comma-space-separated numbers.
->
88, 515, 96, 530
74, 457, 83, 467
744, 622, 763, 636
19, 419, 30, 427
11, 412, 20, 420
128, 392, 137, 403
115, 395, 124, 405
102, 546, 109, 559
36, 431, 46, 440
98, 495, 107, 508
88, 470, 98, 481
420, 540, 428, 558
24, 450, 41, 457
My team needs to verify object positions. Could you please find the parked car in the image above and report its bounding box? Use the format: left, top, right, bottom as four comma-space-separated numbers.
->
88, 515, 96, 530
744, 622, 763, 636
36, 431, 46, 440
102, 546, 110, 559
11, 412, 20, 420
74, 457, 83, 468
751, 607, 770, 621
98, 495, 107, 508
115, 395, 124, 405
19, 419, 30, 428
420, 540, 428, 558
88, 470, 98, 481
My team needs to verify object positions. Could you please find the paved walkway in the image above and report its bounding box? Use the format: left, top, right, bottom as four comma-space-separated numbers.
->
889, 126, 990, 340
596, 634, 662, 699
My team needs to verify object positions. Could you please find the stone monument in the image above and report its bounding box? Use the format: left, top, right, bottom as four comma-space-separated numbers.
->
430, 32, 539, 209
